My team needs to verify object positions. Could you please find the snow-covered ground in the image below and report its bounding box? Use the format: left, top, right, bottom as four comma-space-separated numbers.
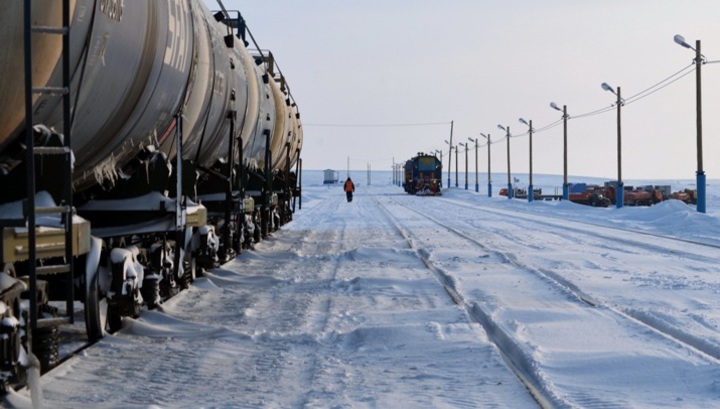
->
7, 171, 720, 408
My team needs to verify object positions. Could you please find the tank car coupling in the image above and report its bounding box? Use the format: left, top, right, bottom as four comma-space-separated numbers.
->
109, 247, 144, 315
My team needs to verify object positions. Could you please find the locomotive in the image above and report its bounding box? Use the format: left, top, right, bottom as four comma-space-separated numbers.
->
403, 153, 442, 196
0, 0, 302, 389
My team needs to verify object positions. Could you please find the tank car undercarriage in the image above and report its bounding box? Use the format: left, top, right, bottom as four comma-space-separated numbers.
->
0, 0, 302, 394
0, 132, 299, 392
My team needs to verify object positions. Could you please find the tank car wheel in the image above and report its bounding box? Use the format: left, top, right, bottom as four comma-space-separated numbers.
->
84, 237, 109, 340
84, 271, 101, 339
106, 304, 123, 334
32, 325, 59, 374
85, 271, 108, 341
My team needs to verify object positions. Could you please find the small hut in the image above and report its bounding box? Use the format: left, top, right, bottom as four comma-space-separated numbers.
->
323, 169, 339, 184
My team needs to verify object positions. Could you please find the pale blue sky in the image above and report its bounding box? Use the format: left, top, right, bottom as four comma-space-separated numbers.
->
213, 0, 720, 179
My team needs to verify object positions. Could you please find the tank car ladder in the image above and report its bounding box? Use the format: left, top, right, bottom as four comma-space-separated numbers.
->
22, 0, 76, 331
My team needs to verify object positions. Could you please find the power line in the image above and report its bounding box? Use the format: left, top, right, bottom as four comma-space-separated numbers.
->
625, 67, 696, 106
509, 62, 698, 138
304, 121, 451, 128
624, 63, 695, 103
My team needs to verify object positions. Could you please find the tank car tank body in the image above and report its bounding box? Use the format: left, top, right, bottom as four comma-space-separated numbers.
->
0, 0, 301, 390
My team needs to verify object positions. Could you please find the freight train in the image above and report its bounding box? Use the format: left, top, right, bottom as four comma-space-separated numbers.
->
403, 153, 442, 195
0, 0, 302, 390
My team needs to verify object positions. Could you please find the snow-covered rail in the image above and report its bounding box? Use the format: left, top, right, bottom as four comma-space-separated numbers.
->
374, 196, 560, 409
389, 196, 720, 362
428, 197, 720, 361
438, 197, 720, 252
376, 193, 720, 408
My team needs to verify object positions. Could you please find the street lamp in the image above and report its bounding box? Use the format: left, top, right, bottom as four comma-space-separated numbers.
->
601, 82, 624, 208
497, 124, 512, 199
468, 137, 479, 192
459, 142, 469, 190
480, 133, 492, 197
519, 118, 534, 202
674, 34, 706, 213
550, 102, 570, 201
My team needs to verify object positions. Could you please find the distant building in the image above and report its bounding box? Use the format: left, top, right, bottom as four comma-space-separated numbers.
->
323, 169, 339, 184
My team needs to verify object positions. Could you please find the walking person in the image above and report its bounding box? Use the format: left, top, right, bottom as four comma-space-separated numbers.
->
344, 177, 355, 202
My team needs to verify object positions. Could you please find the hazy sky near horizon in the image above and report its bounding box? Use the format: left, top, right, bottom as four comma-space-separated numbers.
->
214, 0, 720, 180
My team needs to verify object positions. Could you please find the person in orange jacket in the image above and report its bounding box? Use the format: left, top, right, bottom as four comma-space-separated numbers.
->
344, 177, 355, 202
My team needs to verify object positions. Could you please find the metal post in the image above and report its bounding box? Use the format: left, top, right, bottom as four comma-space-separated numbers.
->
616, 87, 623, 208
454, 145, 459, 188
562, 105, 569, 201
528, 120, 533, 203
506, 127, 512, 199
174, 112, 186, 277
448, 121, 453, 188
62, 0, 74, 320
263, 129, 271, 237
175, 113, 184, 231
224, 111, 236, 256
487, 136, 492, 197
695, 40, 706, 213
474, 140, 479, 192
464, 143, 468, 190
23, 0, 38, 330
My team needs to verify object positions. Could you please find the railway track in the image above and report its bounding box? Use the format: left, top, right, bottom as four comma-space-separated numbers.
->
428, 197, 720, 361
375, 194, 720, 408
437, 196, 720, 253
389, 195, 720, 361
374, 196, 559, 409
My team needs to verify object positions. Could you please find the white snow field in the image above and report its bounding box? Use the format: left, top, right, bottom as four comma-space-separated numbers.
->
7, 171, 720, 408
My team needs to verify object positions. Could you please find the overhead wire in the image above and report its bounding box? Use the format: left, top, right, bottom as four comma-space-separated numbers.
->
624, 63, 695, 104
322, 62, 702, 166
625, 66, 696, 106
304, 121, 451, 127
505, 62, 698, 139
